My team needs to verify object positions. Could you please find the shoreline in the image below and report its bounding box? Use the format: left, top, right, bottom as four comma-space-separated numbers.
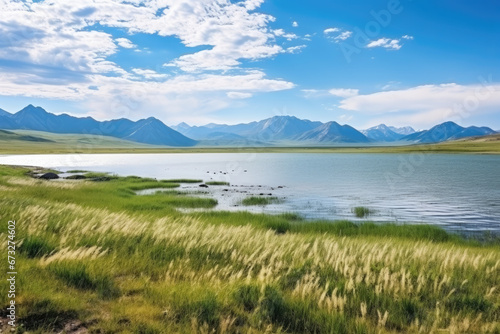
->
4, 164, 500, 240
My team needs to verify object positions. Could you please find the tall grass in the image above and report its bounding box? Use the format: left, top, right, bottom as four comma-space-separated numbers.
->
0, 165, 498, 333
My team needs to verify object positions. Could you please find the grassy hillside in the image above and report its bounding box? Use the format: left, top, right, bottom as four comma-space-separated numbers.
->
1, 130, 499, 154
0, 129, 53, 143
0, 129, 157, 154
0, 165, 498, 333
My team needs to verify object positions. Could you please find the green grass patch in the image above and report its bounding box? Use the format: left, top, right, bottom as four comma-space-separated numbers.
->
242, 196, 281, 206
290, 220, 457, 242
66, 170, 89, 173
49, 262, 120, 299
83, 172, 119, 181
352, 206, 373, 218
161, 179, 203, 183
65, 174, 87, 180
19, 235, 57, 258
205, 181, 230, 186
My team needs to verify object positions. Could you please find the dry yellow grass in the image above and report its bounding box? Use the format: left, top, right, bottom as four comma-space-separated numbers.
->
7, 199, 499, 332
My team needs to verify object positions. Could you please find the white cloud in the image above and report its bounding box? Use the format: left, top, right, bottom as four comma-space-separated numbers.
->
115, 38, 136, 49
0, 69, 294, 123
0, 0, 290, 73
324, 27, 352, 43
338, 83, 500, 126
227, 92, 253, 99
292, 21, 298, 27
286, 45, 306, 54
301, 89, 324, 98
334, 31, 352, 41
329, 88, 359, 98
0, 70, 294, 99
243, 0, 265, 11
155, 1, 283, 72
0, 0, 298, 122
324, 27, 340, 34
402, 35, 414, 40
273, 29, 297, 41
132, 68, 168, 80
274, 29, 285, 36
366, 38, 402, 50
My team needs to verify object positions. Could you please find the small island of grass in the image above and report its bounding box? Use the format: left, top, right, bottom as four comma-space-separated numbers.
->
242, 196, 281, 206
205, 181, 230, 186
353, 206, 373, 218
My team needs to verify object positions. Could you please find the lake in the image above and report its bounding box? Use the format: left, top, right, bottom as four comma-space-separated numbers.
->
1, 153, 499, 232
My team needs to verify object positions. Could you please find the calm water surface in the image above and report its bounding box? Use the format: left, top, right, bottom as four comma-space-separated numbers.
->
1, 153, 499, 232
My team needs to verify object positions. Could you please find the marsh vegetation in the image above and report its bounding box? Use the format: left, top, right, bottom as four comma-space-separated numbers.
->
242, 196, 282, 206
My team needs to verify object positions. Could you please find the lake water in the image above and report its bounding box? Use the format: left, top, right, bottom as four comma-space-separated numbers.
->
1, 153, 499, 232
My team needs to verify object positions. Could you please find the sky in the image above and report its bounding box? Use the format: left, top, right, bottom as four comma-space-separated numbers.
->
0, 0, 499, 130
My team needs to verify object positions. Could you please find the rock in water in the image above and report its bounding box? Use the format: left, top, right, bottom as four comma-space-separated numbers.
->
39, 172, 59, 180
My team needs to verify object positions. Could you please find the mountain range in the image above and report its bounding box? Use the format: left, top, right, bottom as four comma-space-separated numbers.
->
0, 105, 195, 146
361, 124, 409, 142
0, 105, 496, 147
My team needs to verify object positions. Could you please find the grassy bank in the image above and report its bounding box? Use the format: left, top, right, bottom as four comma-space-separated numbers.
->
0, 130, 499, 154
0, 165, 499, 333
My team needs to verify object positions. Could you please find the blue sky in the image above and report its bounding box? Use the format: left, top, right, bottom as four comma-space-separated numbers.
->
0, 0, 499, 129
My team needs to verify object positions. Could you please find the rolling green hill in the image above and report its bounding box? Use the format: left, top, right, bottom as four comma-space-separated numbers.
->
0, 129, 159, 154
0, 129, 53, 142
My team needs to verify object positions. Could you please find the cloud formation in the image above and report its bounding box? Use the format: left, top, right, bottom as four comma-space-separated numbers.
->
338, 82, 500, 126
329, 88, 359, 98
115, 38, 136, 49
324, 27, 353, 43
366, 38, 402, 50
0, 0, 298, 122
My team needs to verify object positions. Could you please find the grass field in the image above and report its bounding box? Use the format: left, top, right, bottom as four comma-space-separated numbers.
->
0, 129, 499, 154
0, 165, 498, 333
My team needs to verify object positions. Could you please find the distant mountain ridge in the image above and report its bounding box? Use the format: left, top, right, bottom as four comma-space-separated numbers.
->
0, 108, 11, 117
0, 105, 196, 147
362, 124, 406, 142
388, 126, 415, 135
0, 105, 496, 146
296, 121, 370, 143
401, 121, 496, 143
173, 115, 323, 141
